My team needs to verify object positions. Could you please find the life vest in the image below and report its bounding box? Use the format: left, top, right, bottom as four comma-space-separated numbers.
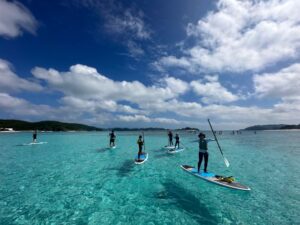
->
199, 139, 207, 150
137, 139, 143, 145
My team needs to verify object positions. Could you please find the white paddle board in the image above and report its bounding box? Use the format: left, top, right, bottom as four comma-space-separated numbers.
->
163, 145, 175, 150
22, 142, 47, 146
168, 147, 185, 154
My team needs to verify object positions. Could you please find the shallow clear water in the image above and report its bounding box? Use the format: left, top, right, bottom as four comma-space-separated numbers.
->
0, 131, 299, 225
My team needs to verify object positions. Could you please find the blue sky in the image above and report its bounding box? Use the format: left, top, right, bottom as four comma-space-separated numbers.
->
0, 0, 300, 129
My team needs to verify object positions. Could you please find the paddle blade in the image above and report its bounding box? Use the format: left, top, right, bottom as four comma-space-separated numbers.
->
224, 157, 230, 167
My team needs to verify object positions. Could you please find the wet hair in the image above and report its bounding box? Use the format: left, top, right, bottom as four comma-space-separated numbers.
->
139, 135, 142, 138
199, 133, 205, 138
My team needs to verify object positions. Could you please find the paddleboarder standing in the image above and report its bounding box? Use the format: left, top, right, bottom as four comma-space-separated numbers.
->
32, 130, 37, 143
198, 132, 214, 173
168, 130, 173, 146
137, 135, 144, 161
174, 133, 180, 149
109, 130, 116, 147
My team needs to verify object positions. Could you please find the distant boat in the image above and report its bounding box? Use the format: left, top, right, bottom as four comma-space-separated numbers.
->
187, 129, 198, 133
0, 128, 16, 132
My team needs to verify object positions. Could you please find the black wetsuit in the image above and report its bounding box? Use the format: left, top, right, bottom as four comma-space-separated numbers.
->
198, 139, 209, 173
33, 133, 37, 142
175, 135, 180, 148
109, 133, 116, 146
168, 132, 173, 146
137, 139, 144, 159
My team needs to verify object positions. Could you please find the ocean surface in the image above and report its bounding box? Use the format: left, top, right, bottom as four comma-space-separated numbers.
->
0, 131, 299, 225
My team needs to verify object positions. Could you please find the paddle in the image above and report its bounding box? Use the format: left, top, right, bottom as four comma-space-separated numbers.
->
142, 131, 146, 152
207, 119, 230, 167
108, 132, 110, 147
181, 141, 189, 150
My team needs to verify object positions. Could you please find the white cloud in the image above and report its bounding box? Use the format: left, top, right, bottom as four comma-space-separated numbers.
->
156, 0, 300, 73
138, 99, 203, 117
126, 40, 145, 57
72, 0, 150, 37
136, 97, 300, 128
161, 76, 189, 95
118, 114, 151, 123
1, 59, 300, 129
191, 75, 239, 103
60, 96, 141, 114
0, 91, 183, 127
152, 117, 180, 125
117, 115, 180, 125
0, 0, 38, 38
108, 8, 150, 58
1, 89, 299, 129
105, 9, 150, 40
73, 0, 150, 58
31, 64, 187, 105
0, 59, 43, 92
156, 56, 193, 72
273, 96, 300, 114
0, 93, 52, 116
254, 63, 300, 98
0, 92, 111, 124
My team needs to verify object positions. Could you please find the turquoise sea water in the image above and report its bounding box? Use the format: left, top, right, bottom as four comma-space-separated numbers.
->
0, 131, 299, 225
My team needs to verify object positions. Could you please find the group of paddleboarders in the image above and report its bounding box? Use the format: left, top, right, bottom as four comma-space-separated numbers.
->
167, 130, 214, 172
108, 130, 146, 163
27, 128, 248, 189
32, 128, 214, 172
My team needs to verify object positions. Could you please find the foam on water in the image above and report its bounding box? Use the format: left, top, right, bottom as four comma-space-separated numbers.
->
0, 131, 299, 224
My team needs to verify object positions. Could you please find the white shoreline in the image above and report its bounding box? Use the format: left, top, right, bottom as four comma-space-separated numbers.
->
0, 131, 20, 133
263, 129, 300, 131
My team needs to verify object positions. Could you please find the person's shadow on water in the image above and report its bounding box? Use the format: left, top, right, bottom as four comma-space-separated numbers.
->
117, 159, 135, 177
153, 152, 175, 159
104, 160, 136, 177
154, 180, 219, 225
95, 147, 111, 153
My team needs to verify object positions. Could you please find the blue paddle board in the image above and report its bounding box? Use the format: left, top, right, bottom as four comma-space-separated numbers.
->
181, 165, 250, 191
135, 153, 148, 164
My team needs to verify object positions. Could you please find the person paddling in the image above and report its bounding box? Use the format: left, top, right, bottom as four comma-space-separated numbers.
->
137, 135, 144, 161
168, 130, 173, 146
198, 132, 214, 173
32, 130, 37, 143
174, 133, 180, 149
109, 130, 116, 147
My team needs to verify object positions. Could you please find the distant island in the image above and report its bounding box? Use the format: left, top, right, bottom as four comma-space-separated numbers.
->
175, 127, 199, 131
0, 120, 102, 131
111, 127, 166, 131
0, 119, 200, 132
244, 124, 300, 130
